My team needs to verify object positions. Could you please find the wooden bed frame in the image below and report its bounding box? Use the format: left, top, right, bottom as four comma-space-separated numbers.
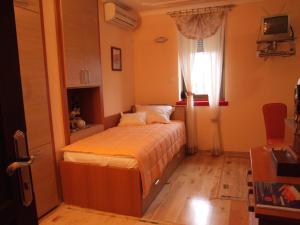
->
60, 106, 186, 217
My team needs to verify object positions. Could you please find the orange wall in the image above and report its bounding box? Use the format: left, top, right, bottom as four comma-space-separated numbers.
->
98, 1, 135, 117
133, 0, 300, 151
134, 15, 180, 104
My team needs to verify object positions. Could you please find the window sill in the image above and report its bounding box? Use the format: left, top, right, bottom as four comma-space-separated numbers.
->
176, 100, 229, 106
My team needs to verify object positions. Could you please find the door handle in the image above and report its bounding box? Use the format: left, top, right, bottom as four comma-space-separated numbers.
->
10, 130, 34, 207
6, 156, 34, 176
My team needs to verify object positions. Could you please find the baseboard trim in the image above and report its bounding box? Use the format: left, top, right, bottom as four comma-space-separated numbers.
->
197, 150, 249, 158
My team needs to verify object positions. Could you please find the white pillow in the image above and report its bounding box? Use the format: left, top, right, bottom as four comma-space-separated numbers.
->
135, 105, 174, 124
118, 112, 146, 127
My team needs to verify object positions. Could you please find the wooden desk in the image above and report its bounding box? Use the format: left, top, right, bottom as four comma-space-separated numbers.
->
250, 147, 300, 225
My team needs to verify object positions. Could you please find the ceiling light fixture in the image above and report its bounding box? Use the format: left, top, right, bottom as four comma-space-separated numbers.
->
154, 36, 168, 43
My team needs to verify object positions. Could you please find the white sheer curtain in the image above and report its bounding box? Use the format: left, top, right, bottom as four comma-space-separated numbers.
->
178, 33, 198, 154
204, 19, 225, 156
172, 6, 228, 155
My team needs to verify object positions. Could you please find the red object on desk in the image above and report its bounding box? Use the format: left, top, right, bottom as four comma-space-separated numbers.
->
262, 103, 287, 146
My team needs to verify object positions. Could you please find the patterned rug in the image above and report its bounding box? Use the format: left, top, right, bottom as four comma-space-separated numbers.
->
214, 156, 250, 200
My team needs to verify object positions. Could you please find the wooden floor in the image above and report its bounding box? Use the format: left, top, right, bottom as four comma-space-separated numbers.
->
143, 153, 250, 225
40, 153, 250, 225
40, 204, 181, 225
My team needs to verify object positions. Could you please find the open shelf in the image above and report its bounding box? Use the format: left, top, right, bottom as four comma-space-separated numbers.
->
67, 87, 103, 142
256, 37, 296, 58
256, 37, 296, 44
70, 123, 104, 143
258, 51, 295, 57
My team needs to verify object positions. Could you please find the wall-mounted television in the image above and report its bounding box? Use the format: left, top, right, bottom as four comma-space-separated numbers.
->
261, 14, 290, 41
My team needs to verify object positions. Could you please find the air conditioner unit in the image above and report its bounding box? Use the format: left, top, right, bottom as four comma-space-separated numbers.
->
104, 2, 139, 30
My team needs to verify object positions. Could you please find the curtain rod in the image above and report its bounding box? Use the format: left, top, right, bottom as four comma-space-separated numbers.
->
167, 5, 233, 17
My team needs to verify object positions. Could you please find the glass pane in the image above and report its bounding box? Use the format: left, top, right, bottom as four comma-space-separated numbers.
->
191, 52, 210, 95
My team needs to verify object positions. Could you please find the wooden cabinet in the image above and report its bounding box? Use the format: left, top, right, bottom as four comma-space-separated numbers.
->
14, 3, 59, 217
57, 0, 104, 143
249, 148, 300, 225
60, 0, 101, 88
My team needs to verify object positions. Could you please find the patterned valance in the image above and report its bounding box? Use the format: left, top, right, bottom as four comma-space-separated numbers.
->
169, 6, 230, 40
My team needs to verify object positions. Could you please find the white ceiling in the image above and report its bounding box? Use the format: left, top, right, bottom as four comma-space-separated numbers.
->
103, 0, 262, 13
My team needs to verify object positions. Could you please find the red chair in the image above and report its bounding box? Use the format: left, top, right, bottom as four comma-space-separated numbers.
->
262, 103, 287, 146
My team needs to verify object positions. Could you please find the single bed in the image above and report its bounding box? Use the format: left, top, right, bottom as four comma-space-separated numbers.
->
60, 106, 186, 216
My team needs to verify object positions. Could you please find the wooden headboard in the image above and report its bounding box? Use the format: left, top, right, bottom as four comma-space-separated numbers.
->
104, 105, 186, 130
171, 105, 185, 122
103, 111, 128, 129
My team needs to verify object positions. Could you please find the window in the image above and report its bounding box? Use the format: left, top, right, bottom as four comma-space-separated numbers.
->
180, 40, 225, 101
192, 40, 209, 95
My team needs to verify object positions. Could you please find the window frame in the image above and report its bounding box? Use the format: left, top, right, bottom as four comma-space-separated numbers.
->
178, 39, 227, 106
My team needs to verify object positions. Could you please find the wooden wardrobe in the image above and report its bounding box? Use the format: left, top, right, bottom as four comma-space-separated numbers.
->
14, 0, 59, 217
57, 0, 104, 143
59, 0, 102, 88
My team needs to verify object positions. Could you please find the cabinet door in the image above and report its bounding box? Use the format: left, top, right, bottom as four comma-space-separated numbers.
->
15, 6, 51, 149
60, 0, 86, 88
14, 0, 40, 13
14, 6, 59, 217
83, 0, 101, 86
30, 144, 59, 217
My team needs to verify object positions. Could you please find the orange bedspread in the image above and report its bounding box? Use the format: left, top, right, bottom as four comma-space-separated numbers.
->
62, 121, 186, 197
